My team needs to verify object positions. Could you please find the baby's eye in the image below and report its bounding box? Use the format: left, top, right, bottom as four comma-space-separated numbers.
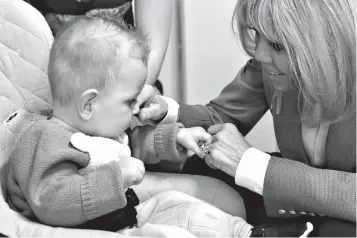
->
268, 41, 284, 52
127, 99, 137, 104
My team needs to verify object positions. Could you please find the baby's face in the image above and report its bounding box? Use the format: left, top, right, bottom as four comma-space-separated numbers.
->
89, 59, 147, 138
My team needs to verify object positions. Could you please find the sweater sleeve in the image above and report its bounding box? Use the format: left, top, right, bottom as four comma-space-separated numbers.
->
27, 156, 127, 227
130, 123, 187, 171
9, 123, 127, 227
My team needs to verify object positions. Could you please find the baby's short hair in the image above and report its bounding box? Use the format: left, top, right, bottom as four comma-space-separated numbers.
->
48, 16, 150, 106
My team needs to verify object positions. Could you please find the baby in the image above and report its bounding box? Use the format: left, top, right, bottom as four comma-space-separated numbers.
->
6, 15, 308, 237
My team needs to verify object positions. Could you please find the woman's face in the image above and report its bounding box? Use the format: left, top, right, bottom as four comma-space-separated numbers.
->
252, 28, 292, 91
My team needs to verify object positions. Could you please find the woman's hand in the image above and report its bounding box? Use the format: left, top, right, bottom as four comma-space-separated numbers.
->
176, 127, 212, 157
134, 84, 169, 125
205, 123, 251, 177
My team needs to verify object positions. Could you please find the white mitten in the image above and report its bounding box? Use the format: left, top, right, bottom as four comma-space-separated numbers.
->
70, 132, 131, 174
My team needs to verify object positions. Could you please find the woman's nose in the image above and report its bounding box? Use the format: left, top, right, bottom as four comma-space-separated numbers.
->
254, 38, 273, 64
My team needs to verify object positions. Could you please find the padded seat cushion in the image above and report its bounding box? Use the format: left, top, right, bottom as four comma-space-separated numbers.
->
0, 1, 124, 236
0, 0, 53, 235
0, 0, 53, 167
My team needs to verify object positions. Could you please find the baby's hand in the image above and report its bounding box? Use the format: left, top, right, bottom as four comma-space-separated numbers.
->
118, 157, 145, 189
176, 127, 212, 158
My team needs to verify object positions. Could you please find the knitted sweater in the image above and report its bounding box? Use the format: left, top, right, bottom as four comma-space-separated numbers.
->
6, 113, 185, 227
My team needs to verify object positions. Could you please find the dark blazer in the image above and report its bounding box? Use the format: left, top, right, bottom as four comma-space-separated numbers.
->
26, 0, 131, 14
178, 59, 356, 222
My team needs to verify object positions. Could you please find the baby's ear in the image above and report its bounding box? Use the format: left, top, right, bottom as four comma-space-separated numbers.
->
71, 132, 92, 153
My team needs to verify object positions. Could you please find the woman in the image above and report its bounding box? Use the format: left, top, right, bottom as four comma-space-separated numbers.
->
26, 0, 171, 88
137, 0, 356, 236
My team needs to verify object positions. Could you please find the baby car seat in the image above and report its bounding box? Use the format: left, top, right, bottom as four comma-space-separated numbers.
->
0, 0, 124, 236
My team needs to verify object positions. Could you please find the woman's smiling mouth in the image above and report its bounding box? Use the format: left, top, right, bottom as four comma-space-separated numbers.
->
266, 70, 285, 76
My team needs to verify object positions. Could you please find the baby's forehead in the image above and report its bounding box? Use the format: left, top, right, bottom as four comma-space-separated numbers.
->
110, 54, 148, 75
105, 57, 147, 87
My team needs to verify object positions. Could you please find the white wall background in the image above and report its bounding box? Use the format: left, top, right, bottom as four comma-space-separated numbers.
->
159, 0, 277, 152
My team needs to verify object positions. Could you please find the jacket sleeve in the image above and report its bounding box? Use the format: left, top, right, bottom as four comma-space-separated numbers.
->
178, 59, 269, 136
263, 156, 356, 222
28, 0, 130, 14
130, 123, 187, 171
25, 153, 127, 227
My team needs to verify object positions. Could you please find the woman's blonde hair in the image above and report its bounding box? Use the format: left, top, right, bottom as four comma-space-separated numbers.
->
233, 0, 356, 126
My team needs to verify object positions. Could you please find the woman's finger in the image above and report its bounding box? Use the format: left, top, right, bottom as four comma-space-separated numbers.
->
207, 124, 225, 135
204, 154, 216, 167
205, 145, 227, 169
205, 158, 217, 169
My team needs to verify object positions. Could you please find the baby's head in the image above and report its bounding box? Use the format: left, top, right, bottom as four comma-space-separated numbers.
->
48, 16, 150, 138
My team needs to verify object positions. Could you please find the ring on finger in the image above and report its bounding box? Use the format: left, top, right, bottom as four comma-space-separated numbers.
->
199, 144, 210, 158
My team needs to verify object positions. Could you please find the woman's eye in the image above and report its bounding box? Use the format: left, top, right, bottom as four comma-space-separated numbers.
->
268, 41, 284, 52
247, 27, 259, 38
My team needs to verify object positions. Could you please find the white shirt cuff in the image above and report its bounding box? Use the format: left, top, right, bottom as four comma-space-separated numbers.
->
157, 96, 179, 125
235, 147, 271, 195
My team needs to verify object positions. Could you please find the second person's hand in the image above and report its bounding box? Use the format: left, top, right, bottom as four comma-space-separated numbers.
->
205, 123, 251, 177
134, 84, 169, 125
